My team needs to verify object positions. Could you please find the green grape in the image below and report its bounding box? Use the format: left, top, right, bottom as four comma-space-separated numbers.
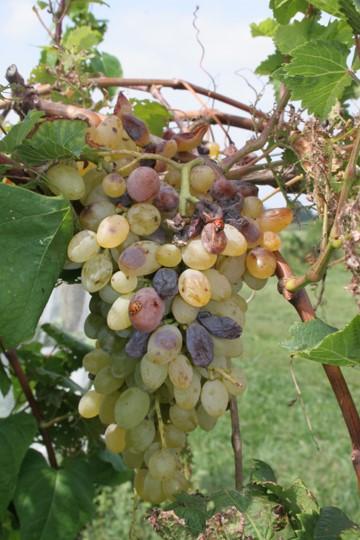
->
102, 172, 126, 197
122, 449, 144, 469
99, 391, 120, 424
140, 353, 168, 391
134, 469, 147, 498
197, 355, 228, 379
222, 225, 248, 256
104, 423, 126, 453
203, 269, 232, 301
213, 335, 243, 358
81, 168, 105, 204
190, 165, 216, 193
81, 253, 113, 293
96, 214, 130, 249
89, 294, 102, 314
107, 297, 131, 331
243, 270, 268, 290
80, 201, 116, 232
98, 284, 120, 304
196, 404, 218, 431
242, 196, 264, 218
171, 295, 199, 324
78, 390, 103, 418
178, 269, 211, 307
46, 164, 85, 200
169, 405, 198, 432
82, 349, 110, 374
97, 326, 125, 354
201, 380, 229, 417
126, 419, 155, 453
216, 255, 246, 285
168, 354, 193, 389
94, 366, 124, 394
111, 352, 136, 378
143, 472, 166, 503
156, 244, 182, 267
147, 325, 183, 365
174, 371, 201, 410
127, 203, 161, 236
83, 184, 108, 205
144, 442, 161, 467
111, 271, 138, 294
162, 472, 189, 499
83, 313, 104, 339
207, 296, 245, 327
87, 115, 124, 149
222, 365, 247, 396
148, 448, 177, 480
164, 168, 181, 189
114, 387, 150, 429
67, 230, 100, 263
182, 239, 217, 270
164, 424, 186, 449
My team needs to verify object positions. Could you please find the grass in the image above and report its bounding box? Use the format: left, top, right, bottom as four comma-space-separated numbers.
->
83, 264, 359, 539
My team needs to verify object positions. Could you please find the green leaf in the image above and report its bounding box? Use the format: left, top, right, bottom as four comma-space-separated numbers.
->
275, 20, 326, 55
41, 323, 93, 362
285, 40, 353, 118
89, 51, 122, 78
15, 119, 87, 165
131, 99, 171, 137
270, 0, 308, 24
256, 51, 284, 75
250, 18, 279, 37
15, 450, 95, 540
314, 507, 359, 539
86, 450, 133, 486
339, 0, 360, 34
63, 25, 101, 51
211, 489, 252, 513
310, 0, 341, 15
0, 185, 73, 348
168, 493, 210, 535
0, 413, 37, 519
282, 319, 337, 352
249, 459, 277, 483
293, 315, 360, 366
0, 112, 44, 154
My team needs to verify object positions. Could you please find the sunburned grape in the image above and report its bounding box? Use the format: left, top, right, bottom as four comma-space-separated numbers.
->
186, 323, 214, 367
152, 268, 178, 298
197, 311, 242, 339
128, 287, 165, 332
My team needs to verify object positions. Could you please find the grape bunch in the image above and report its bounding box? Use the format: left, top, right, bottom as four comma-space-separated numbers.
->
58, 111, 293, 504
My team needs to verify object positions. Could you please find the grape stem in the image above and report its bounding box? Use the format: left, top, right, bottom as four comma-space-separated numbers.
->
229, 397, 243, 490
211, 367, 244, 390
275, 251, 360, 488
179, 158, 203, 216
155, 397, 167, 449
3, 347, 58, 469
98, 149, 183, 171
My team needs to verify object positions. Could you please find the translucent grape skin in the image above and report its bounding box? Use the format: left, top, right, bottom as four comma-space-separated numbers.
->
78, 390, 103, 418
259, 207, 293, 233
186, 322, 214, 367
67, 230, 100, 263
197, 311, 242, 339
246, 247, 277, 279
104, 424, 126, 453
171, 295, 199, 324
178, 269, 211, 308
152, 268, 179, 298
102, 172, 126, 198
128, 287, 165, 332
46, 164, 85, 200
201, 379, 229, 417
96, 214, 130, 248
114, 387, 150, 429
126, 166, 160, 202
81, 253, 113, 293
127, 203, 161, 236
156, 244, 182, 267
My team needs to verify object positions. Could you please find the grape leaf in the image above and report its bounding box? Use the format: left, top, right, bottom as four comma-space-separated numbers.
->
0, 413, 37, 519
282, 318, 337, 352
41, 323, 93, 362
274, 19, 352, 55
292, 315, 360, 366
0, 185, 73, 349
0, 363, 11, 396
270, 0, 308, 24
131, 99, 171, 137
250, 18, 279, 37
15, 450, 94, 540
249, 459, 277, 484
285, 40, 352, 118
0, 111, 44, 154
256, 51, 284, 75
339, 0, 360, 34
168, 492, 210, 535
310, 0, 340, 15
88, 51, 123, 97
63, 25, 101, 51
15, 119, 87, 165
314, 507, 359, 539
